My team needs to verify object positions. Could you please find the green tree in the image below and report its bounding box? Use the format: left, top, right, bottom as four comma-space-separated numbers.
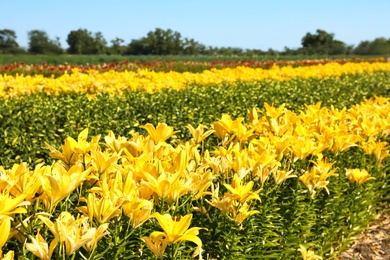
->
66, 29, 107, 54
353, 40, 370, 55
0, 29, 24, 54
109, 37, 125, 54
126, 28, 204, 55
126, 39, 148, 55
354, 37, 390, 55
67, 29, 95, 54
94, 32, 107, 54
183, 37, 205, 55
300, 29, 346, 55
302, 29, 333, 48
28, 30, 63, 54
145, 28, 180, 54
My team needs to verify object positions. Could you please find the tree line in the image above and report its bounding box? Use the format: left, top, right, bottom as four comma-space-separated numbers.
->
0, 28, 389, 56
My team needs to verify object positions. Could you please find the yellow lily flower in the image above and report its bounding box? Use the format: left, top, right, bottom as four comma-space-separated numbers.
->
361, 138, 390, 166
170, 148, 189, 174
81, 170, 128, 223
299, 172, 317, 198
38, 212, 73, 242
152, 213, 205, 247
250, 143, 280, 169
46, 139, 79, 167
90, 150, 119, 175
1, 251, 14, 260
39, 164, 92, 210
122, 198, 153, 229
0, 163, 41, 204
141, 170, 191, 203
82, 223, 109, 253
211, 114, 234, 142
290, 136, 318, 160
187, 124, 215, 144
298, 244, 322, 260
263, 102, 286, 119
268, 134, 293, 159
229, 143, 246, 164
203, 150, 230, 176
299, 155, 337, 198
104, 130, 130, 155
267, 116, 291, 137
254, 164, 277, 187
38, 212, 99, 256
46, 129, 100, 167
345, 168, 376, 185
206, 183, 234, 215
78, 192, 123, 224
187, 169, 214, 200
248, 145, 280, 185
121, 132, 148, 157
25, 232, 58, 260
65, 224, 97, 256
0, 163, 28, 193
0, 217, 11, 254
234, 202, 260, 224
223, 174, 261, 204
73, 128, 101, 155
303, 102, 323, 117
358, 113, 383, 137
247, 107, 260, 126
232, 121, 255, 143
330, 133, 359, 153
272, 169, 297, 185
207, 182, 259, 223
141, 232, 168, 258
0, 193, 28, 218
140, 123, 179, 144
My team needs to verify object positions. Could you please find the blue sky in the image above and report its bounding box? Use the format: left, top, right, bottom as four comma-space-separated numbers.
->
1, 0, 389, 51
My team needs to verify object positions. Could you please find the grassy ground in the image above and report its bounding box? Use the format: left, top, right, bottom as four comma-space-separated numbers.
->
0, 53, 374, 65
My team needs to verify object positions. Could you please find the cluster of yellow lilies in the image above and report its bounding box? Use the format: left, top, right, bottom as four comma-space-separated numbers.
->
1, 96, 389, 258
1, 62, 390, 98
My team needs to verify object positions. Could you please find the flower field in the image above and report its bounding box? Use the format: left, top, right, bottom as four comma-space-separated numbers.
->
1, 59, 390, 98
0, 57, 386, 76
0, 59, 390, 259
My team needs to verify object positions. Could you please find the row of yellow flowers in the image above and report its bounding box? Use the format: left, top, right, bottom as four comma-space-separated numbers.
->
1, 62, 390, 98
0, 96, 389, 258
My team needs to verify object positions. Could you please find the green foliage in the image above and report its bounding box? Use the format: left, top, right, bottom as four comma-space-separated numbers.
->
28, 30, 63, 55
354, 37, 390, 56
109, 37, 126, 55
0, 29, 25, 54
66, 29, 107, 55
126, 28, 205, 55
0, 54, 131, 66
300, 29, 349, 55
